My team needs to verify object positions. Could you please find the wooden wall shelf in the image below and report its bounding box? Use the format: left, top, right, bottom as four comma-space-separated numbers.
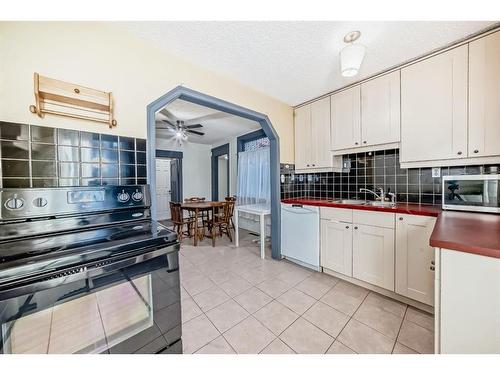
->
29, 73, 117, 128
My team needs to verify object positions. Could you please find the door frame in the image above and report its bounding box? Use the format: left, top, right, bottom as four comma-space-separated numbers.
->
211, 143, 230, 201
155, 149, 183, 202
147, 86, 281, 259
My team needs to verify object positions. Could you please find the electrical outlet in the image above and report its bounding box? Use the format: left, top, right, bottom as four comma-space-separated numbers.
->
432, 167, 441, 178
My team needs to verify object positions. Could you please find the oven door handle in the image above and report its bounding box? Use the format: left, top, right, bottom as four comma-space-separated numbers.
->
0, 244, 179, 301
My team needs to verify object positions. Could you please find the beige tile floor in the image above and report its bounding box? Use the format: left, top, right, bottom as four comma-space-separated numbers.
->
179, 230, 434, 354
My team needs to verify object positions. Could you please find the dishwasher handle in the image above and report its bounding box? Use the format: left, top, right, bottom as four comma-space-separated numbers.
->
281, 204, 318, 214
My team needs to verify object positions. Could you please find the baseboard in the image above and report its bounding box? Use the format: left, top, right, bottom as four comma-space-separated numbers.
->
323, 267, 434, 314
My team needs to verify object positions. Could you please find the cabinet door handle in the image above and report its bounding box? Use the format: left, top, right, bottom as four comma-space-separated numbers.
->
431, 260, 435, 265
345, 225, 349, 229
354, 226, 358, 230
457, 151, 462, 155
399, 217, 403, 221
474, 149, 479, 154
363, 141, 367, 144
355, 142, 359, 145
430, 266, 435, 271
307, 164, 310, 167
312, 164, 315, 167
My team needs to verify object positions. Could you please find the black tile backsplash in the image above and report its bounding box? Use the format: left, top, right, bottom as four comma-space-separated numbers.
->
0, 121, 147, 188
280, 149, 500, 205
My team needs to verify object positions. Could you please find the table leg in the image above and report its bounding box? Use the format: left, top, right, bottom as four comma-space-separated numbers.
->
211, 207, 216, 247
193, 208, 199, 246
260, 213, 265, 259
234, 208, 239, 247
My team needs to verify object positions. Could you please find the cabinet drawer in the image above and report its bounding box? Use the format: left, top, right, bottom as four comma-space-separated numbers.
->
320, 207, 353, 222
353, 210, 395, 229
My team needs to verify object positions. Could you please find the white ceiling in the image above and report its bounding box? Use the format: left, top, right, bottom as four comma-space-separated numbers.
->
155, 99, 260, 145
120, 21, 496, 106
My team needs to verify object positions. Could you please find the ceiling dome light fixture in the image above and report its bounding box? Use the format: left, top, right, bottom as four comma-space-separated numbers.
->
340, 30, 366, 78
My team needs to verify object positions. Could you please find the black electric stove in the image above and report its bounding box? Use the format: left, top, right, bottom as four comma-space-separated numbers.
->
0, 185, 181, 354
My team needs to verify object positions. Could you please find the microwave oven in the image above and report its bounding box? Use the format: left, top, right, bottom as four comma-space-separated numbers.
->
442, 174, 500, 213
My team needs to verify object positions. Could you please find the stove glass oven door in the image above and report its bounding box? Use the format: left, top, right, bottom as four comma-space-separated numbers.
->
0, 247, 181, 354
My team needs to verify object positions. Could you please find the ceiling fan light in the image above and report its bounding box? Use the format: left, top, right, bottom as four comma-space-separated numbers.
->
340, 43, 366, 78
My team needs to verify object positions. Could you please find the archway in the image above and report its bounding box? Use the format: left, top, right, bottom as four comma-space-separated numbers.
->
147, 86, 281, 259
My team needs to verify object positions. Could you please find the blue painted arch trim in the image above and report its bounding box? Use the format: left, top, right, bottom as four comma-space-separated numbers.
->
146, 86, 281, 259
211, 143, 230, 202
155, 149, 183, 159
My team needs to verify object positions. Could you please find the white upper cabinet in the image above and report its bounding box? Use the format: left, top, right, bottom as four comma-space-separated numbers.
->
401, 45, 468, 164
330, 86, 361, 151
294, 104, 312, 171
361, 71, 401, 147
469, 30, 500, 158
311, 97, 332, 169
294, 98, 340, 172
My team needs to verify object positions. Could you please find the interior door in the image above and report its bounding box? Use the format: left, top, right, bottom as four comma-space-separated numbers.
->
155, 158, 171, 220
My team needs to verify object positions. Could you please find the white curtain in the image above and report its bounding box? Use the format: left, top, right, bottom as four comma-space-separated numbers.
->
237, 146, 270, 206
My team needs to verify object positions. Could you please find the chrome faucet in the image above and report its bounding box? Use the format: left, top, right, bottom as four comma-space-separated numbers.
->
360, 187, 385, 201
387, 192, 396, 205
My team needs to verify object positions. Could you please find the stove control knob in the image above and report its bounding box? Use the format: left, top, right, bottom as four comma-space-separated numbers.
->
132, 191, 143, 202
117, 190, 130, 203
33, 197, 48, 208
5, 197, 24, 210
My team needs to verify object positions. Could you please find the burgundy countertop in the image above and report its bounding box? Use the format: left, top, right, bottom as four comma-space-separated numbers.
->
281, 198, 441, 217
429, 211, 500, 259
282, 198, 500, 259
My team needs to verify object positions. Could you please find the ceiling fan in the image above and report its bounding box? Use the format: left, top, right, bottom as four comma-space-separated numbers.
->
156, 108, 206, 143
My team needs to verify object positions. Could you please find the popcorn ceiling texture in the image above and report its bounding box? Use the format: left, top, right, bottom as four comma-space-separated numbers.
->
120, 21, 495, 105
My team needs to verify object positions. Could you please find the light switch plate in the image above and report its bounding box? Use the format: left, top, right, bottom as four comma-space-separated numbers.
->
432, 167, 441, 178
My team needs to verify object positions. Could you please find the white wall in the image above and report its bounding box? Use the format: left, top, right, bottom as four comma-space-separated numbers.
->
156, 137, 212, 201
0, 22, 294, 163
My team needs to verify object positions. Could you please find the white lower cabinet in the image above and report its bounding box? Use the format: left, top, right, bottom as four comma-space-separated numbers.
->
353, 224, 395, 291
395, 214, 436, 306
320, 207, 436, 304
437, 249, 500, 353
320, 219, 353, 277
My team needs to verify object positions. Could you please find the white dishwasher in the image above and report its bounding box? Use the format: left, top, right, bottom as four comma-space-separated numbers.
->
280, 203, 320, 271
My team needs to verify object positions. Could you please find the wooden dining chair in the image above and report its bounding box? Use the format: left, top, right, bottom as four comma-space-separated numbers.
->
205, 201, 235, 245
225, 196, 237, 229
169, 202, 195, 241
184, 197, 206, 202
184, 197, 207, 221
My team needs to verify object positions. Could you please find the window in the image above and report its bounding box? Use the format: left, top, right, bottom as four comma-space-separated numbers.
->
243, 136, 270, 151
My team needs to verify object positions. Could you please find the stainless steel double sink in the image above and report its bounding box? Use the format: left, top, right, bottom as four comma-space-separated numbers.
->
327, 199, 396, 208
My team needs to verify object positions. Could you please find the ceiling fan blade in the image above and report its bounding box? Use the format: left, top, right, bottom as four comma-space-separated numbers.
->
160, 119, 177, 127
158, 108, 180, 123
185, 124, 203, 129
183, 112, 230, 125
187, 130, 205, 136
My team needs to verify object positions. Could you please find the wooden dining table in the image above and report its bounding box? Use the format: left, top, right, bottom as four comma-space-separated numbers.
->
180, 201, 226, 246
